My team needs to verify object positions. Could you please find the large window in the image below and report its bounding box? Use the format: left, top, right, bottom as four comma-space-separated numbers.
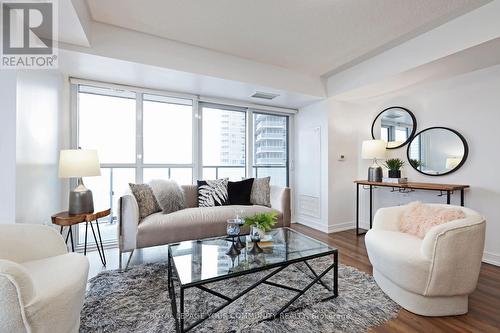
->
202, 104, 246, 180
73, 81, 291, 247
253, 113, 288, 187
76, 85, 194, 247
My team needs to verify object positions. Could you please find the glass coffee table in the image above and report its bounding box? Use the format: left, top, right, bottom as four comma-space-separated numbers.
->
168, 227, 338, 333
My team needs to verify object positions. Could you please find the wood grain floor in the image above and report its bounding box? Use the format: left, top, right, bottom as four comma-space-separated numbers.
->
86, 224, 500, 333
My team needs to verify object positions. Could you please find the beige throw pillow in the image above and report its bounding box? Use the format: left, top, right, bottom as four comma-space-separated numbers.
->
149, 179, 185, 214
250, 177, 271, 207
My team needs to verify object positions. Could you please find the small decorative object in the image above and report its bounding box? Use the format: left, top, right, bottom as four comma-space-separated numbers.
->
362, 140, 386, 182
59, 149, 101, 215
383, 158, 405, 179
244, 212, 278, 254
226, 219, 241, 256
382, 177, 408, 184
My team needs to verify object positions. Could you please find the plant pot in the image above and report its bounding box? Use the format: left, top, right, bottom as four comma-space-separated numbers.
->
388, 170, 401, 178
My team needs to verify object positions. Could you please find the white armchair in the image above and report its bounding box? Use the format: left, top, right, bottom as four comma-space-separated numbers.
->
0, 224, 89, 333
365, 204, 486, 316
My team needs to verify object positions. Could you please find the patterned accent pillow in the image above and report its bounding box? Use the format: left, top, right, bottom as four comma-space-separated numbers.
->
129, 183, 161, 221
197, 179, 229, 207
250, 177, 271, 207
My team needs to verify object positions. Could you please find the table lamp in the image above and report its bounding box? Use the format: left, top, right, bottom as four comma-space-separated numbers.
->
362, 140, 386, 182
446, 156, 461, 170
59, 149, 101, 215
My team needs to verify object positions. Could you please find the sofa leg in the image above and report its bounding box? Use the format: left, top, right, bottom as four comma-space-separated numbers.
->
124, 250, 135, 271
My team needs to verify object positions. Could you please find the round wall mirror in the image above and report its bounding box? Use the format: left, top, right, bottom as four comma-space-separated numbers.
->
371, 107, 417, 149
406, 127, 468, 176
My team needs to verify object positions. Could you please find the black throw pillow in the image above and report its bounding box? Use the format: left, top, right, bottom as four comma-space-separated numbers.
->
228, 178, 254, 205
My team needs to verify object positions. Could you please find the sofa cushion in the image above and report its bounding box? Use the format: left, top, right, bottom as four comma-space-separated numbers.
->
228, 178, 254, 205
365, 229, 431, 295
197, 179, 229, 207
400, 202, 466, 238
250, 177, 271, 207
129, 183, 161, 220
137, 205, 284, 248
149, 179, 185, 214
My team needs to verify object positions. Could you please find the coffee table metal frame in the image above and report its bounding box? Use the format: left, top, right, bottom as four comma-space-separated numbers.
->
167, 232, 338, 333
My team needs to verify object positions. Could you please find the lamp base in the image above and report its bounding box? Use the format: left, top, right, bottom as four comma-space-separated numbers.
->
368, 166, 383, 182
69, 179, 94, 215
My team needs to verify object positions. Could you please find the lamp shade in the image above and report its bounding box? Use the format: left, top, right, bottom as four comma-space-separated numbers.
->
59, 149, 101, 178
446, 157, 462, 169
361, 140, 386, 160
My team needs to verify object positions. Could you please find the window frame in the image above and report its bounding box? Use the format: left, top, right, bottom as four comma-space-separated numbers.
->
70, 79, 293, 249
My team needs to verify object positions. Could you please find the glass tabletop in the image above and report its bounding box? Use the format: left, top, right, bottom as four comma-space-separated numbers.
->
169, 227, 336, 286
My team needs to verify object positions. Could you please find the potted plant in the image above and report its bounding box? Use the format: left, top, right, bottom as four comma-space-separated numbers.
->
244, 212, 278, 240
410, 158, 423, 170
383, 158, 405, 178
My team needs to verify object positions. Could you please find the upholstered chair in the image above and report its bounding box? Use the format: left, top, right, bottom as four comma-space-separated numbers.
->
0, 224, 89, 333
365, 204, 486, 316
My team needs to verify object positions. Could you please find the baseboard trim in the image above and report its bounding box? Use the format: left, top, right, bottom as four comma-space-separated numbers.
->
483, 251, 500, 266
327, 221, 355, 233
293, 216, 329, 233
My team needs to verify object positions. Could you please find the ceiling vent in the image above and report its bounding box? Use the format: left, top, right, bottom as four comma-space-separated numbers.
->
251, 91, 280, 100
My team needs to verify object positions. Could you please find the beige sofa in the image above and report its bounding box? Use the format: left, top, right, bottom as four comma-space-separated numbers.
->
118, 184, 291, 268
365, 204, 486, 316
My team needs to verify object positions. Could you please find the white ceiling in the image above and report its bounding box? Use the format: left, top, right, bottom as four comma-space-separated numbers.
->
85, 0, 488, 77
58, 49, 321, 109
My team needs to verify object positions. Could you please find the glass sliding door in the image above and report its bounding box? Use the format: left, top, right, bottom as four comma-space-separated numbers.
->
78, 85, 136, 246
253, 112, 289, 187
201, 104, 246, 180
142, 94, 194, 184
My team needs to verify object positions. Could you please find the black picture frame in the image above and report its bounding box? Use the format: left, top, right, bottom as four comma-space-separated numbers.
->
371, 106, 417, 150
406, 126, 469, 177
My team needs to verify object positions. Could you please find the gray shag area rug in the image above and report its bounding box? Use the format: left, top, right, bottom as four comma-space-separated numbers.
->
80, 257, 399, 332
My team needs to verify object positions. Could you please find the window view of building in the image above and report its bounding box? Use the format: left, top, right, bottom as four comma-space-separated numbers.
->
253, 113, 288, 187
202, 106, 246, 180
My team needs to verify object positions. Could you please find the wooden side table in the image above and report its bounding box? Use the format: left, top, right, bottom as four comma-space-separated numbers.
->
51, 208, 111, 266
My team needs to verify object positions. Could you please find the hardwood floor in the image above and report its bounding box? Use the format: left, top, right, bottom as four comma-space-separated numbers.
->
86, 224, 500, 333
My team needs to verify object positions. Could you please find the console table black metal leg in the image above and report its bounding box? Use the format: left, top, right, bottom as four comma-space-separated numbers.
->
356, 183, 360, 235
461, 189, 465, 206
446, 191, 451, 204
333, 251, 338, 297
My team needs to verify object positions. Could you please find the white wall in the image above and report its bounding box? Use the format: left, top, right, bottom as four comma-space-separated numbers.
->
298, 64, 500, 265
0, 72, 17, 224
352, 64, 500, 265
294, 100, 329, 232
15, 71, 68, 224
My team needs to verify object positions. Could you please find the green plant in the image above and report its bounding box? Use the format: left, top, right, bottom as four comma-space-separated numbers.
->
383, 158, 405, 171
409, 159, 423, 169
244, 212, 278, 232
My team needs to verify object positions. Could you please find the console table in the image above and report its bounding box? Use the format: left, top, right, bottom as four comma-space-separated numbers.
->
354, 180, 470, 235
